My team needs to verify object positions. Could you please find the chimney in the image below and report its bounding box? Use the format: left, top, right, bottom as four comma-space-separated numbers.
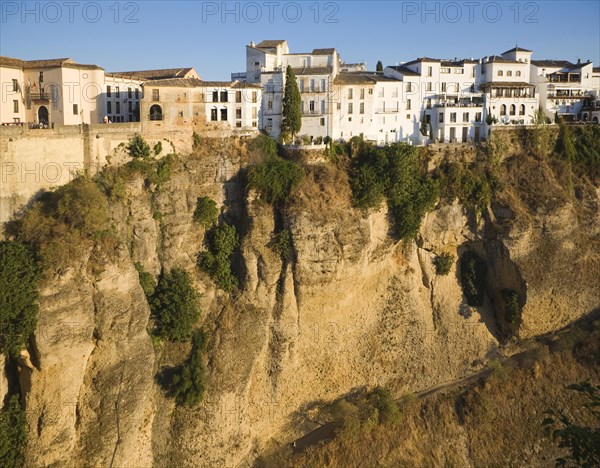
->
250, 41, 255, 47
577, 58, 581, 64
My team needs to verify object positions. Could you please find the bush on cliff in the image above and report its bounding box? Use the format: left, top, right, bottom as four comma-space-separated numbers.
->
0, 241, 40, 357
199, 222, 239, 291
247, 156, 305, 204
502, 289, 521, 324
0, 395, 28, 467
433, 252, 454, 276
350, 143, 438, 240
150, 268, 200, 341
460, 251, 487, 306
193, 197, 218, 228
128, 133, 151, 159
170, 329, 207, 406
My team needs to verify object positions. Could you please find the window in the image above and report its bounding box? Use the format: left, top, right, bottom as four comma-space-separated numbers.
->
236, 91, 242, 103
150, 104, 163, 121
360, 102, 364, 114
426, 82, 432, 91
441, 67, 450, 74
310, 100, 315, 112
178, 111, 184, 117
221, 108, 228, 121
441, 82, 447, 92
252, 91, 257, 103
211, 108, 218, 121
450, 112, 457, 123
135, 89, 139, 99
406, 83, 412, 92
519, 104, 525, 115
300, 80, 305, 92
252, 121, 257, 127
348, 103, 353, 114
368, 88, 373, 95
498, 70, 503, 76
472, 68, 476, 78
13, 100, 18, 113
116, 102, 120, 113
439, 112, 444, 123
220, 91, 228, 102
73, 104, 78, 115
516, 71, 521, 77
500, 104, 507, 115
475, 112, 482, 122
507, 70, 513, 77
107, 86, 111, 97
267, 100, 273, 110
128, 87, 132, 98
360, 88, 365, 99
321, 79, 326, 91
236, 108, 242, 119
510, 104, 516, 115
321, 100, 325, 114
310, 79, 315, 92
12, 79, 18, 92
406, 114, 410, 119
348, 88, 353, 99
128, 102, 132, 112
252, 107, 257, 119
463, 112, 469, 122
426, 98, 431, 109
427, 66, 432, 77
152, 89, 159, 101
254, 61, 260, 66
406, 99, 411, 110
236, 122, 242, 128
107, 101, 112, 113
116, 86, 120, 98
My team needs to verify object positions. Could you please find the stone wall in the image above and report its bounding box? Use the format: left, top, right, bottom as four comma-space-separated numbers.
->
0, 123, 194, 229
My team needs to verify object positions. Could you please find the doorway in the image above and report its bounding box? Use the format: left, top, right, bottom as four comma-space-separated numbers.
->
38, 106, 49, 126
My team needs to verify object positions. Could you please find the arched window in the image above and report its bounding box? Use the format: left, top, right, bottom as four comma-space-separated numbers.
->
498, 70, 504, 76
149, 104, 162, 121
519, 104, 525, 115
516, 70, 522, 77
510, 104, 516, 115
500, 104, 507, 116
593, 116, 599, 123
507, 70, 513, 77
582, 113, 589, 121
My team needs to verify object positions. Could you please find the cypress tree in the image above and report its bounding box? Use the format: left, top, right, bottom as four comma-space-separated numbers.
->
376, 61, 384, 72
281, 65, 302, 141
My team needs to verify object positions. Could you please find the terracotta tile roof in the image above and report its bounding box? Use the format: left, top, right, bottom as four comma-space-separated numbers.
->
402, 57, 443, 66
256, 40, 286, 48
334, 72, 401, 85
502, 46, 532, 54
312, 48, 336, 55
291, 66, 333, 76
593, 67, 600, 73
22, 58, 73, 68
113, 68, 196, 80
1, 56, 102, 70
141, 78, 261, 89
531, 60, 574, 68
486, 55, 520, 64
386, 65, 419, 77
0, 56, 25, 69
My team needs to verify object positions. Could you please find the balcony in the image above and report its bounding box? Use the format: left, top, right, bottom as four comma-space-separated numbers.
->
547, 90, 591, 99
301, 86, 326, 94
29, 92, 51, 101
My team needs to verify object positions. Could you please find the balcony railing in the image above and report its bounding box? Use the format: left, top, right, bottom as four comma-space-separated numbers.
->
29, 92, 51, 101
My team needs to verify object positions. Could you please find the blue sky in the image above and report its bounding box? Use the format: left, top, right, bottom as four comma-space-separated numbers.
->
1, 1, 599, 80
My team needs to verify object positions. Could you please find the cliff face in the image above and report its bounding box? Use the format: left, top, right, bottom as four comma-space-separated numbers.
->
15, 138, 600, 467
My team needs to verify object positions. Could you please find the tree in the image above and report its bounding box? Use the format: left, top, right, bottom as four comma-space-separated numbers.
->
170, 329, 207, 406
199, 223, 239, 291
281, 65, 302, 141
193, 197, 219, 228
543, 382, 600, 467
150, 269, 201, 341
128, 133, 151, 159
376, 61, 384, 72
0, 241, 40, 357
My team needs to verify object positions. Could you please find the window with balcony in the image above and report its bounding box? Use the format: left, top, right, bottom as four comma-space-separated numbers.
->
152, 89, 159, 101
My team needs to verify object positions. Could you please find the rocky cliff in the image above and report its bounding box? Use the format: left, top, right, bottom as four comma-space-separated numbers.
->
4, 133, 599, 467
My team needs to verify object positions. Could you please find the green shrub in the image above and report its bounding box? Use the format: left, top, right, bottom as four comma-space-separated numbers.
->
460, 251, 487, 306
17, 176, 111, 270
170, 329, 207, 406
134, 262, 156, 298
247, 133, 279, 159
268, 229, 292, 261
153, 141, 163, 156
350, 143, 438, 240
0, 241, 40, 357
0, 395, 28, 467
193, 197, 218, 228
199, 223, 239, 291
192, 132, 202, 150
247, 156, 305, 204
556, 125, 600, 179
150, 268, 201, 341
128, 133, 151, 159
370, 387, 402, 425
502, 289, 521, 324
433, 252, 454, 276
